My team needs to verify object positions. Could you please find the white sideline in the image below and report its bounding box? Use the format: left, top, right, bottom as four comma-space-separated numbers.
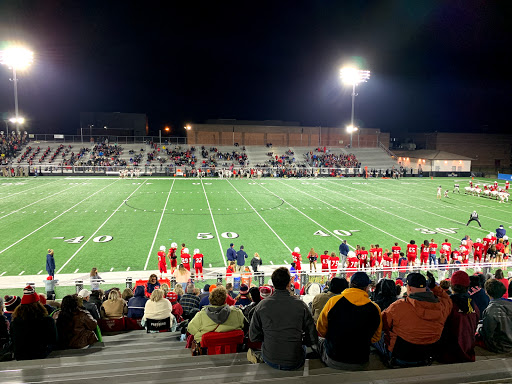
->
201, 179, 227, 267
144, 179, 175, 270
57, 180, 147, 273
0, 180, 120, 255
227, 179, 291, 253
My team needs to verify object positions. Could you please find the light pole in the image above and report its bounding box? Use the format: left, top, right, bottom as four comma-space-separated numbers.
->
340, 67, 370, 148
0, 46, 34, 134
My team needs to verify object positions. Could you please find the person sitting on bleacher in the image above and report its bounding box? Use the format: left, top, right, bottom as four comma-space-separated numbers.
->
127, 286, 148, 319
187, 286, 245, 345
143, 289, 176, 331
180, 283, 201, 320
100, 290, 128, 319
166, 291, 184, 323
55, 295, 98, 349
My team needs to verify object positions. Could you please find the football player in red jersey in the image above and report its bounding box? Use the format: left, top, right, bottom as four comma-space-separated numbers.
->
482, 235, 492, 256
369, 245, 377, 273
406, 240, 418, 268
429, 239, 438, 268
391, 242, 401, 266
382, 252, 393, 279
193, 249, 204, 280
376, 244, 383, 265
346, 251, 359, 279
359, 246, 369, 270
320, 250, 330, 273
473, 238, 484, 264
420, 240, 429, 269
329, 252, 340, 279
168, 242, 178, 274
506, 181, 510, 191
181, 248, 191, 271
158, 245, 167, 279
441, 239, 452, 261
292, 247, 302, 272
460, 241, 470, 267
180, 243, 186, 256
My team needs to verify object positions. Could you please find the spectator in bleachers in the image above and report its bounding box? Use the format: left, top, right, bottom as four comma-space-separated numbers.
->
226, 283, 237, 299
38, 294, 56, 316
317, 272, 382, 370
187, 286, 245, 345
478, 279, 512, 353
235, 284, 251, 307
174, 284, 184, 301
55, 295, 98, 349
89, 290, 104, 314
248, 267, 318, 370
311, 277, 348, 324
378, 273, 452, 367
127, 286, 148, 319
469, 275, 490, 316
146, 274, 161, 295
10, 285, 57, 360
122, 288, 134, 302
494, 269, 509, 299
0, 297, 9, 354
78, 289, 100, 321
437, 271, 479, 363
143, 289, 176, 331
3, 295, 21, 323
166, 291, 184, 323
199, 284, 210, 301
180, 283, 201, 320
373, 279, 399, 312
100, 290, 127, 319
242, 287, 262, 322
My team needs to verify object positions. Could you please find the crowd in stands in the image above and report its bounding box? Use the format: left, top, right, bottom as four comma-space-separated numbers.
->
305, 150, 361, 168
0, 132, 28, 165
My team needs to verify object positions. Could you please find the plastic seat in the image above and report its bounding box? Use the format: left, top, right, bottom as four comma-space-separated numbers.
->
98, 317, 125, 332
125, 317, 144, 330
201, 330, 245, 355
146, 317, 171, 333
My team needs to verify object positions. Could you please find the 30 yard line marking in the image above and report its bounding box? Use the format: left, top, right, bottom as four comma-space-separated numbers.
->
0, 180, 120, 256
0, 185, 77, 221
57, 180, 146, 273
227, 180, 292, 253
201, 179, 227, 266
144, 179, 176, 270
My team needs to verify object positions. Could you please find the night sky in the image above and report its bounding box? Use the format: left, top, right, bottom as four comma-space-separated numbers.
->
0, 1, 509, 138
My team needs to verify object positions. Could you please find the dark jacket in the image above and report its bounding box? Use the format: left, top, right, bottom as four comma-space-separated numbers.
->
339, 242, 349, 256
55, 308, 98, 349
468, 286, 490, 315
317, 288, 382, 364
437, 293, 480, 363
10, 316, 57, 360
250, 289, 318, 367
479, 298, 512, 353
373, 279, 398, 312
83, 300, 100, 321
236, 249, 248, 266
227, 247, 237, 262
127, 286, 148, 318
46, 253, 55, 275
250, 256, 262, 271
0, 314, 9, 350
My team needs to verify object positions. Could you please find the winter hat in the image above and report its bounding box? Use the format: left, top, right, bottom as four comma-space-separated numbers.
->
4, 295, 21, 312
38, 294, 47, 305
203, 284, 210, 293
78, 289, 91, 298
406, 273, 427, 288
21, 285, 40, 305
209, 284, 217, 292
350, 272, 372, 288
259, 286, 272, 298
329, 277, 348, 294
395, 279, 404, 287
166, 291, 178, 303
239, 284, 249, 295
451, 271, 470, 287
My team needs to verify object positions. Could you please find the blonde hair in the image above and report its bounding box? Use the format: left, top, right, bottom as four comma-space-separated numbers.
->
161, 283, 169, 295
47, 249, 54, 256
150, 289, 164, 302
254, 252, 259, 258
174, 284, 184, 296
108, 290, 120, 302
178, 264, 187, 275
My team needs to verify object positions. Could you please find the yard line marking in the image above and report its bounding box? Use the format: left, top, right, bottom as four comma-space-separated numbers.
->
201, 179, 227, 267
74, 268, 79, 273
0, 272, 5, 276
279, 181, 409, 244
144, 179, 176, 270
0, 180, 60, 201
257, 184, 354, 250
37, 270, 43, 275
110, 268, 114, 272
18, 271, 25, 276
127, 267, 130, 271
0, 181, 120, 256
227, 179, 292, 253
56, 180, 143, 273
0, 185, 77, 221
269, 261, 274, 265
283, 260, 288, 264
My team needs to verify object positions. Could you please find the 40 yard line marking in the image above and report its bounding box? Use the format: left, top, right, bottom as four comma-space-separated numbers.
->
57, 180, 147, 273
144, 179, 175, 270
201, 179, 226, 266
0, 180, 120, 256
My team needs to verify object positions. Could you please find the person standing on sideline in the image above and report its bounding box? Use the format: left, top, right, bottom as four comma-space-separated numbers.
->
496, 225, 506, 239
236, 245, 248, 272
251, 253, 262, 273
339, 240, 349, 273
466, 211, 481, 227
46, 249, 55, 278
226, 243, 237, 263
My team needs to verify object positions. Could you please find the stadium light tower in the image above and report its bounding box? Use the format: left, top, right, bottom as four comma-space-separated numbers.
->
0, 46, 34, 133
340, 67, 370, 148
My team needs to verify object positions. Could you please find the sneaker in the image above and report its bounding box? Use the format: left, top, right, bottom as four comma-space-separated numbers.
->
247, 348, 263, 364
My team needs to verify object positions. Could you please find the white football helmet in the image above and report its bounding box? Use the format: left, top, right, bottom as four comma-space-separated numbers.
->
159, 246, 166, 251
294, 247, 300, 253
461, 240, 467, 245
194, 248, 200, 255
183, 248, 189, 254
171, 242, 177, 248
476, 238, 481, 243
347, 251, 356, 258
487, 234, 492, 239
504, 236, 509, 241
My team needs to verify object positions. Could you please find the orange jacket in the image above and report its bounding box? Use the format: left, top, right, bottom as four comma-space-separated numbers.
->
382, 286, 452, 352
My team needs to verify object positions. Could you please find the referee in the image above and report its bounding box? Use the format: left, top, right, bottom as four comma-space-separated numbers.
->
466, 211, 481, 227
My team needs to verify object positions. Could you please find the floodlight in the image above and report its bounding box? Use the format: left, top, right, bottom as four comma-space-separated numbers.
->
340, 67, 370, 86
0, 46, 34, 70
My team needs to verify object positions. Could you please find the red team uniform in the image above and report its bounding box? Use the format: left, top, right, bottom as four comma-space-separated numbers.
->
158, 246, 167, 275
420, 244, 429, 264
346, 254, 359, 279
382, 254, 393, 278
168, 244, 178, 270
369, 248, 377, 268
181, 249, 191, 271
359, 249, 369, 269
473, 241, 484, 262
391, 245, 401, 264
329, 254, 340, 278
441, 242, 452, 262
193, 250, 204, 280
292, 249, 302, 271
376, 247, 383, 266
321, 253, 330, 272
406, 243, 418, 264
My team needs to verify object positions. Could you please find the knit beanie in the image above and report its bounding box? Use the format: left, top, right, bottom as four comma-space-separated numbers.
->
4, 295, 21, 312
21, 285, 40, 305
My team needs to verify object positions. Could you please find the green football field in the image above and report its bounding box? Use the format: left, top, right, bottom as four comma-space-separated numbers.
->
0, 176, 509, 277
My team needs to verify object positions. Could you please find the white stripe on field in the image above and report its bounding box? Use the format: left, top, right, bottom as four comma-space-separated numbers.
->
201, 179, 227, 267
18, 271, 25, 276
0, 180, 59, 201
144, 179, 175, 270
0, 181, 119, 255
74, 269, 79, 273
57, 180, 146, 273
227, 180, 292, 253
37, 270, 43, 275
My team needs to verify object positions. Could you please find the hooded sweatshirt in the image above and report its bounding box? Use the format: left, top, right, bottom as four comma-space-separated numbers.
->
127, 286, 148, 318
480, 298, 512, 353
374, 279, 398, 311
382, 286, 452, 352
187, 304, 245, 343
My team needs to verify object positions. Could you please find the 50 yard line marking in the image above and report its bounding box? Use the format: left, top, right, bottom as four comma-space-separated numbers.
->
0, 180, 120, 256
57, 180, 147, 273
144, 179, 175, 270
227, 180, 291, 253
201, 179, 226, 266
